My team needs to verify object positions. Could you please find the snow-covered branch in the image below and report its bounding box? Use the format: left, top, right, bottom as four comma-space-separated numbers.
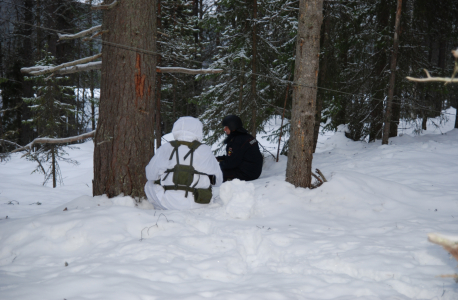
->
428, 233, 458, 262
57, 25, 102, 40
55, 61, 102, 75
91, 0, 118, 10
83, 30, 109, 41
11, 130, 96, 153
406, 69, 458, 84
21, 54, 102, 76
156, 67, 223, 75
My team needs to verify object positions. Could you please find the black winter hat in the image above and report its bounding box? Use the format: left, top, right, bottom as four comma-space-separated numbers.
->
222, 115, 245, 132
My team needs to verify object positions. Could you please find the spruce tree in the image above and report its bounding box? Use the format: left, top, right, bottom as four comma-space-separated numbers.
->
23, 51, 78, 187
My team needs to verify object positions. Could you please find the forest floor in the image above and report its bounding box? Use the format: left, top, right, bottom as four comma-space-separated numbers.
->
1, 108, 457, 300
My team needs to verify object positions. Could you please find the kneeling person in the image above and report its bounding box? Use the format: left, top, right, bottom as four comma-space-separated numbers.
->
145, 117, 223, 210
217, 115, 263, 182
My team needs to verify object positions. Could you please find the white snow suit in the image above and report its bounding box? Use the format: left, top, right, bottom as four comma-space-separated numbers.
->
145, 117, 223, 210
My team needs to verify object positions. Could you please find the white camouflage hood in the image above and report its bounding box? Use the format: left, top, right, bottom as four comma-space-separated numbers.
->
172, 116, 203, 142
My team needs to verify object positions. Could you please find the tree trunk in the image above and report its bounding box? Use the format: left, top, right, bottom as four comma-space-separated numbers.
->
286, 0, 323, 188
93, 0, 156, 199
52, 145, 56, 188
370, 0, 390, 142
382, 0, 402, 145
251, 0, 257, 137
389, 90, 400, 137
156, 0, 162, 148
455, 109, 458, 129
313, 4, 330, 153
173, 77, 177, 122
89, 0, 96, 132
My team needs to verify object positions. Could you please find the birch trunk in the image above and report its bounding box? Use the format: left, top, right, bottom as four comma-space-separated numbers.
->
93, 0, 156, 199
286, 0, 323, 188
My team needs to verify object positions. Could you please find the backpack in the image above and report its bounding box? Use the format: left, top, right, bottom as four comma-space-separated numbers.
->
156, 140, 212, 204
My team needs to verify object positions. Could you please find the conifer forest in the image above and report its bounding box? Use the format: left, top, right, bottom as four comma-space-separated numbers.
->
1, 0, 458, 193
1, 1, 458, 298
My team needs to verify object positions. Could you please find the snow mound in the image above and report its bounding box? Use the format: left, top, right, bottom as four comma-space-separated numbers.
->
220, 179, 256, 219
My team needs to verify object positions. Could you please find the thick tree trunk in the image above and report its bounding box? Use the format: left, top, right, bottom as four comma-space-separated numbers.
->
93, 0, 156, 199
251, 0, 257, 138
156, 0, 162, 148
173, 77, 177, 122
286, 0, 323, 188
382, 0, 402, 144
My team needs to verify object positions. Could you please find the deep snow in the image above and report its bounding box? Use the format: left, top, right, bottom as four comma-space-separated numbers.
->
0, 109, 457, 300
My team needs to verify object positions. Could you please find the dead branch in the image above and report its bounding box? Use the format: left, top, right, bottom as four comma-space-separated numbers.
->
157, 31, 169, 37
91, 0, 118, 10
315, 168, 327, 182
0, 139, 22, 148
82, 30, 109, 41
406, 69, 458, 84
57, 25, 102, 40
21, 54, 102, 76
156, 67, 223, 75
428, 233, 458, 262
54, 61, 101, 75
12, 130, 96, 153
452, 49, 458, 59
311, 172, 323, 187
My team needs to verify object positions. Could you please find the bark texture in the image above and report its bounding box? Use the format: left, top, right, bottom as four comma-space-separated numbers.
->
286, 0, 323, 188
382, 0, 402, 145
251, 0, 258, 138
93, 0, 156, 198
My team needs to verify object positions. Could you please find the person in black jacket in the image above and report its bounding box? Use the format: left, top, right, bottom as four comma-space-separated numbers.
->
217, 115, 263, 182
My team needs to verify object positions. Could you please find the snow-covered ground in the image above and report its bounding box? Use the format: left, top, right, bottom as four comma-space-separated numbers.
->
1, 110, 457, 300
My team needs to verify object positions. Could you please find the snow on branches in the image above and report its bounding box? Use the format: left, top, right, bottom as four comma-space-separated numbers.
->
57, 25, 102, 40
21, 54, 102, 76
91, 0, 118, 10
406, 49, 458, 85
12, 130, 96, 154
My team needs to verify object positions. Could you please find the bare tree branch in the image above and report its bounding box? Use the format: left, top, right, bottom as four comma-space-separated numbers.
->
55, 61, 102, 75
158, 31, 169, 37
57, 25, 102, 40
156, 67, 223, 74
12, 130, 96, 153
21, 54, 102, 76
0, 139, 22, 148
428, 233, 458, 262
91, 0, 118, 10
406, 69, 458, 84
83, 30, 109, 41
315, 168, 327, 182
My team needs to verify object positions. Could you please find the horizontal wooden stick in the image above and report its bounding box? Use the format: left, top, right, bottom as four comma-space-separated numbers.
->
56, 61, 101, 75
91, 0, 118, 10
156, 67, 223, 74
21, 54, 102, 76
406, 69, 458, 84
57, 25, 102, 40
83, 30, 109, 41
12, 130, 96, 153
428, 233, 458, 262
